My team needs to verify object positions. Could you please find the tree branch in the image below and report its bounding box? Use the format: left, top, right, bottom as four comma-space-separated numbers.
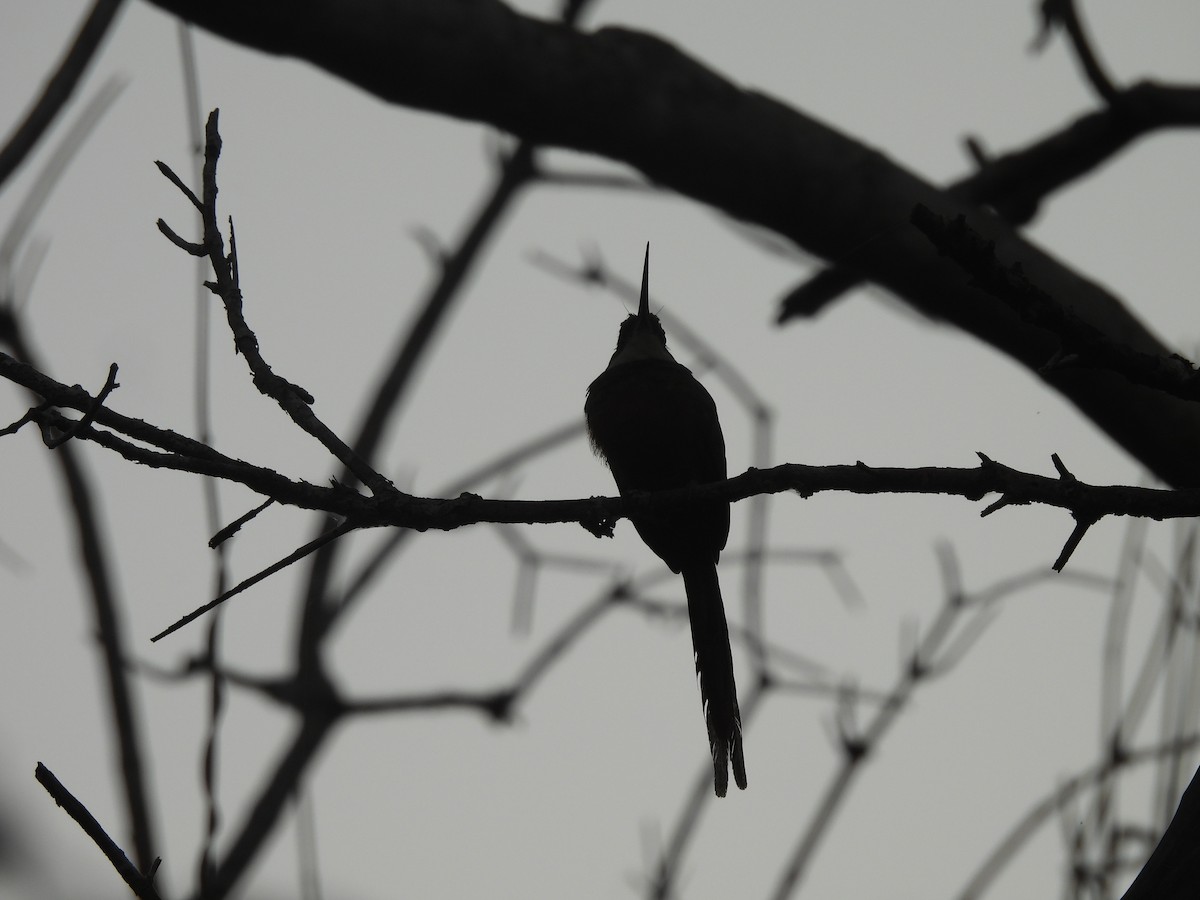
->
777, 80, 1200, 319
7, 351, 1200, 554
142, 0, 1200, 489
35, 762, 162, 900
157, 110, 395, 497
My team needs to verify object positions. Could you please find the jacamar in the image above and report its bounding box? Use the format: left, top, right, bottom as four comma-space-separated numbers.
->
584, 246, 747, 797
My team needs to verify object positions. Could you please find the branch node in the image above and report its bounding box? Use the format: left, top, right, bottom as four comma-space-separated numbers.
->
45, 362, 120, 448
482, 689, 516, 722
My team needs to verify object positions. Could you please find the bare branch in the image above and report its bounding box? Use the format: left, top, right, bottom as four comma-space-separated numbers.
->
0, 0, 124, 188
157, 110, 394, 496
43, 362, 118, 448
8, 354, 1200, 557
35, 762, 162, 900
0, 76, 126, 296
140, 0, 1200, 487
955, 736, 1200, 900
151, 519, 358, 641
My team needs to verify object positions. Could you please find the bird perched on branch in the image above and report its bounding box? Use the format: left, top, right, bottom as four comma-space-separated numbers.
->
584, 246, 746, 797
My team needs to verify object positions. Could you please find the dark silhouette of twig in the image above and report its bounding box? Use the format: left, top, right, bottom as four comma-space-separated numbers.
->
197, 712, 335, 900
1110, 560, 1183, 744
175, 5, 600, 879
955, 736, 1200, 900
181, 49, 229, 870
1155, 525, 1200, 823
0, 76, 125, 297
346, 584, 623, 721
1097, 516, 1147, 824
0, 0, 124, 188
35, 762, 162, 900
43, 362, 118, 448
643, 547, 1106, 898
765, 545, 1099, 899
157, 111, 393, 497
197, 612, 225, 894
1032, 0, 1119, 104
333, 138, 537, 491
334, 419, 586, 622
645, 680, 766, 900
776, 77, 1198, 322
491, 519, 622, 633
297, 137, 541, 658
957, 514, 1200, 898
208, 498, 274, 549
152, 518, 358, 641
0, 72, 157, 871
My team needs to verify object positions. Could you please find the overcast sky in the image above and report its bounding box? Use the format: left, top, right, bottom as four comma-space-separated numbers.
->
2, 2, 1200, 898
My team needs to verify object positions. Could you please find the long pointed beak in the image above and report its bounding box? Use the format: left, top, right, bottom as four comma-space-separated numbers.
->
637, 243, 650, 322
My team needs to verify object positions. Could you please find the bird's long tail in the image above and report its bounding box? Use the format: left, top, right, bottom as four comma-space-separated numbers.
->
681, 563, 747, 797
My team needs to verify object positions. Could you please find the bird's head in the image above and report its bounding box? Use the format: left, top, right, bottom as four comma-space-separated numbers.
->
606, 244, 674, 368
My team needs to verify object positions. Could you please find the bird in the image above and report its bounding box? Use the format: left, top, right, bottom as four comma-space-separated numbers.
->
584, 245, 746, 797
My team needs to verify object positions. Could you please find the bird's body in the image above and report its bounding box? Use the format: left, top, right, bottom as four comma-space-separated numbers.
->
584, 247, 746, 797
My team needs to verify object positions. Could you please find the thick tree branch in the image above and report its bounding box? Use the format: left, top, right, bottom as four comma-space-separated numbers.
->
778, 80, 1200, 319
143, 0, 1200, 488
911, 206, 1200, 402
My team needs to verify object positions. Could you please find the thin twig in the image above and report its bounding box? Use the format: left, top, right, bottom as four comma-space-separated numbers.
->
151, 518, 358, 641
0, 76, 126, 296
954, 736, 1200, 900
1033, 0, 1119, 104
647, 681, 767, 900
0, 0, 124, 187
44, 362, 118, 448
299, 136, 540, 646
157, 111, 394, 497
766, 548, 1095, 899
35, 762, 162, 900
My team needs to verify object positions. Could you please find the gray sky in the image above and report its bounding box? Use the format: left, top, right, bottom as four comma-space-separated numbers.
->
2, 2, 1200, 898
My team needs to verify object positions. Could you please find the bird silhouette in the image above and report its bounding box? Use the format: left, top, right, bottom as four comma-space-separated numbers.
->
584, 246, 746, 797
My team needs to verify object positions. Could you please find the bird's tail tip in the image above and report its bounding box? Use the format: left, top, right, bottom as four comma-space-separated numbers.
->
732, 731, 748, 791
710, 721, 748, 797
